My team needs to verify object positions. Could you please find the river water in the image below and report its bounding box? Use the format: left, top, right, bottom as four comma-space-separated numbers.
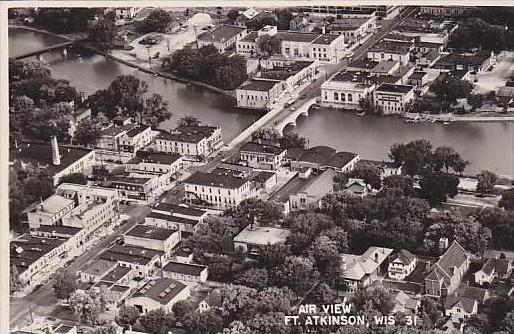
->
9, 27, 514, 176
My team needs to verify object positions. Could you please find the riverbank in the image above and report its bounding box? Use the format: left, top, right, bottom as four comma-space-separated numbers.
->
9, 24, 236, 99
404, 112, 514, 123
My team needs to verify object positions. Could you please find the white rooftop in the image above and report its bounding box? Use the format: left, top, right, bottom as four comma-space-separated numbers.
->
35, 194, 74, 214
234, 225, 290, 246
341, 246, 393, 281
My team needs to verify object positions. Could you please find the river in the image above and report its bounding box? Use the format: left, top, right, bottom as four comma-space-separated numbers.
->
8, 27, 261, 141
9, 27, 514, 177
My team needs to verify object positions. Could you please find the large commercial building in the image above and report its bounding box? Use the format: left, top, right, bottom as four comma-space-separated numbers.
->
154, 125, 223, 159
373, 83, 415, 114
197, 25, 248, 53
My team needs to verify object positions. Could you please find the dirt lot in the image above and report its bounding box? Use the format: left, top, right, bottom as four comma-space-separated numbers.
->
473, 51, 514, 94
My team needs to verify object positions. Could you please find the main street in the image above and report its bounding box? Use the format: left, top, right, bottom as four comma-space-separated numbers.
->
9, 205, 151, 329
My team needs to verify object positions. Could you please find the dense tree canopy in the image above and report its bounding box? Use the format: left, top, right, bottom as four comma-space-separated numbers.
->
88, 17, 117, 51
33, 8, 101, 33
448, 18, 514, 51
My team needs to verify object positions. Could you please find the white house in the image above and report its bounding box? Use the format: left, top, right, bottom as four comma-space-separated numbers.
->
373, 83, 415, 114
236, 79, 285, 110
154, 125, 222, 159
240, 142, 287, 170
184, 168, 254, 209
162, 261, 208, 283
197, 25, 247, 53
444, 295, 478, 321
126, 278, 190, 314
388, 249, 417, 280
124, 225, 181, 258
474, 257, 513, 286
233, 224, 290, 256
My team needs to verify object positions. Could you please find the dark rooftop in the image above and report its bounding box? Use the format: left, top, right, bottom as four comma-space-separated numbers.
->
146, 211, 199, 227
240, 31, 258, 42
125, 225, 177, 241
158, 125, 219, 144
237, 79, 282, 92
163, 261, 208, 276
324, 151, 358, 169
260, 61, 314, 81
185, 170, 249, 189
101, 244, 163, 266
251, 171, 276, 183
325, 17, 371, 31
375, 83, 415, 94
127, 150, 182, 166
275, 31, 320, 43
153, 203, 207, 217
408, 71, 428, 80
10, 142, 93, 175
312, 34, 340, 45
100, 264, 132, 283
198, 25, 246, 43
369, 40, 412, 54
132, 277, 187, 305
124, 124, 150, 138
33, 225, 82, 236
347, 59, 379, 71
241, 142, 286, 155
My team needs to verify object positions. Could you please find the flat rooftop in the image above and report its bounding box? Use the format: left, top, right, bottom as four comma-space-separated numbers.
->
185, 170, 249, 189
80, 258, 116, 276
234, 224, 291, 246
275, 31, 321, 43
100, 264, 132, 283
240, 142, 286, 155
198, 25, 246, 43
163, 261, 207, 276
158, 125, 219, 144
29, 194, 74, 214
131, 277, 187, 305
10, 142, 93, 175
326, 17, 372, 31
375, 83, 415, 94
125, 224, 177, 241
127, 150, 182, 165
237, 79, 282, 92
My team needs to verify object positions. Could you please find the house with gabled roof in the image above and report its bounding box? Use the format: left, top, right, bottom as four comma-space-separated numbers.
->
424, 241, 469, 298
474, 257, 512, 286
444, 295, 478, 321
388, 249, 417, 280
126, 278, 190, 314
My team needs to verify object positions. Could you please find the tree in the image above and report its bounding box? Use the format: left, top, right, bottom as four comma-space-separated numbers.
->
320, 227, 349, 253
10, 265, 25, 293
172, 300, 194, 322
382, 174, 416, 197
95, 323, 121, 334
142, 93, 171, 128
107, 75, 148, 118
311, 282, 339, 304
258, 243, 290, 269
252, 128, 281, 143
70, 290, 104, 326
53, 269, 77, 301
227, 8, 240, 22
182, 310, 223, 334
59, 172, 88, 185
33, 8, 101, 33
499, 189, 514, 211
74, 119, 101, 147
115, 305, 140, 328
453, 218, 492, 255
433, 146, 468, 173
419, 171, 459, 205
88, 18, 117, 51
178, 115, 201, 126
389, 139, 433, 175
246, 312, 291, 334
418, 297, 440, 330
352, 285, 394, 315
225, 198, 284, 228
235, 267, 269, 290
348, 163, 382, 190
309, 236, 342, 286
271, 256, 318, 293
256, 287, 294, 314
139, 308, 176, 334
141, 9, 172, 33
257, 35, 281, 56
448, 17, 514, 51
87, 89, 116, 119
246, 14, 278, 31
477, 170, 498, 194
276, 9, 293, 30
430, 73, 474, 112
9, 59, 51, 81
220, 285, 258, 322
278, 132, 307, 149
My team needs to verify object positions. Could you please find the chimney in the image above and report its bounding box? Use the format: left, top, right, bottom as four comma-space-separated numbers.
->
51, 136, 61, 166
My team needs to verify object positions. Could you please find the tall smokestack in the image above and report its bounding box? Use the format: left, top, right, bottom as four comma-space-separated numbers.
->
51, 136, 61, 166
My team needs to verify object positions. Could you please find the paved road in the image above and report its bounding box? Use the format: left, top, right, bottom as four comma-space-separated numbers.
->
9, 205, 150, 329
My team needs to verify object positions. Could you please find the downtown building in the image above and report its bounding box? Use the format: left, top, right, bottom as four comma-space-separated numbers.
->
154, 125, 223, 159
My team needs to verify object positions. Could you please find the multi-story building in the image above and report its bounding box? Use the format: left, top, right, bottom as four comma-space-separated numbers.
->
27, 194, 76, 229
239, 142, 287, 170
125, 150, 183, 176
184, 168, 254, 209
11, 137, 96, 186
115, 7, 141, 20
425, 241, 470, 298
388, 249, 417, 280
154, 125, 223, 159
289, 169, 336, 212
100, 176, 163, 203
276, 31, 346, 63
197, 25, 247, 53
118, 124, 157, 153
124, 225, 180, 258
236, 79, 285, 110
324, 16, 376, 43
126, 278, 190, 314
340, 247, 393, 292
373, 83, 415, 114
258, 60, 318, 91
144, 203, 208, 234
321, 71, 376, 108
96, 124, 136, 152
100, 244, 163, 278
367, 40, 413, 66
